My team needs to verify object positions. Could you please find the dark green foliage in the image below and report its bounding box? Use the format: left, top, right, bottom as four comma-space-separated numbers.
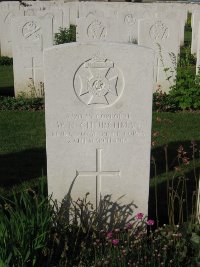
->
0, 56, 13, 66
54, 25, 76, 45
169, 46, 200, 110
0, 184, 199, 266
0, 65, 14, 95
0, 177, 52, 267
153, 88, 179, 112
0, 96, 44, 111
185, 12, 192, 29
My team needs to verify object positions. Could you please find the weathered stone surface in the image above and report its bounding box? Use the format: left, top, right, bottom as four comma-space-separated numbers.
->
44, 42, 154, 215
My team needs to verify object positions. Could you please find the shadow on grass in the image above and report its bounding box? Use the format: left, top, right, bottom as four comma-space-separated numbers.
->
149, 140, 199, 225
0, 86, 14, 97
150, 140, 200, 178
0, 140, 199, 225
0, 148, 46, 187
148, 168, 198, 226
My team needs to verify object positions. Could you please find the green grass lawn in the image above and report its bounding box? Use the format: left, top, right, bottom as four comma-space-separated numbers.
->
0, 111, 46, 187
0, 65, 14, 96
184, 27, 192, 45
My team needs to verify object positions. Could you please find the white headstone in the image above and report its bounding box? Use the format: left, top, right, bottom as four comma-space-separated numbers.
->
44, 42, 154, 215
139, 18, 180, 93
11, 16, 53, 96
116, 7, 143, 44
191, 10, 200, 55
153, 4, 186, 46
64, 2, 78, 25
37, 7, 69, 39
196, 22, 200, 73
0, 3, 23, 57
76, 14, 118, 43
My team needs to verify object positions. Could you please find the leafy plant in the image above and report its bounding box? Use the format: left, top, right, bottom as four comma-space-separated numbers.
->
54, 25, 76, 45
0, 96, 44, 111
0, 56, 13, 66
0, 177, 52, 267
169, 46, 200, 110
0, 177, 199, 266
153, 86, 179, 112
27, 78, 45, 98
185, 12, 192, 29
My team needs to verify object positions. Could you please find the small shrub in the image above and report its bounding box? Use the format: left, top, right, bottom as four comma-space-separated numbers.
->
169, 46, 200, 110
185, 12, 192, 29
0, 96, 44, 111
54, 25, 76, 45
0, 177, 52, 267
0, 56, 13, 66
0, 177, 199, 266
153, 86, 179, 112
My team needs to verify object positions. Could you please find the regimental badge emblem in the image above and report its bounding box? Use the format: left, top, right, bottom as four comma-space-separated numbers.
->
149, 20, 169, 42
124, 14, 136, 25
22, 21, 41, 42
73, 54, 124, 107
87, 20, 107, 40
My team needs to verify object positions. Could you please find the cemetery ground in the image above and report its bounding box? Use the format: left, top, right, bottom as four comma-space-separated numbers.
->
0, 111, 199, 266
0, 94, 200, 265
0, 27, 199, 267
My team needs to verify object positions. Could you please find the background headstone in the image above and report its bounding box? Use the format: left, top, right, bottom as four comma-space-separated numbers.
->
196, 22, 200, 73
139, 18, 180, 93
76, 14, 118, 43
11, 16, 53, 96
191, 10, 200, 55
0, 2, 23, 57
44, 42, 154, 215
37, 6, 69, 38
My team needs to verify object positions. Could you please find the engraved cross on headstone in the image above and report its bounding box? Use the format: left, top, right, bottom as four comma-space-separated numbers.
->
25, 57, 42, 85
155, 56, 160, 83
76, 148, 121, 208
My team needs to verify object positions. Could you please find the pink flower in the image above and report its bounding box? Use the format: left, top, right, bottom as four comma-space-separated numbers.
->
125, 222, 132, 229
135, 212, 144, 220
112, 239, 119, 246
106, 232, 113, 239
182, 157, 190, 165
146, 219, 155, 226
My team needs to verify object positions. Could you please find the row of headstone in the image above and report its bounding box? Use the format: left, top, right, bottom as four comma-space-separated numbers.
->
0, 1, 70, 95
3, 1, 200, 95
0, 1, 188, 58
0, 1, 70, 57
76, 10, 181, 92
1, 1, 188, 96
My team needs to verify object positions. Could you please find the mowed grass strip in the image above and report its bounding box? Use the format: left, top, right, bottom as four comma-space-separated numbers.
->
152, 112, 200, 146
0, 65, 14, 88
0, 65, 14, 96
0, 111, 46, 187
0, 111, 45, 153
